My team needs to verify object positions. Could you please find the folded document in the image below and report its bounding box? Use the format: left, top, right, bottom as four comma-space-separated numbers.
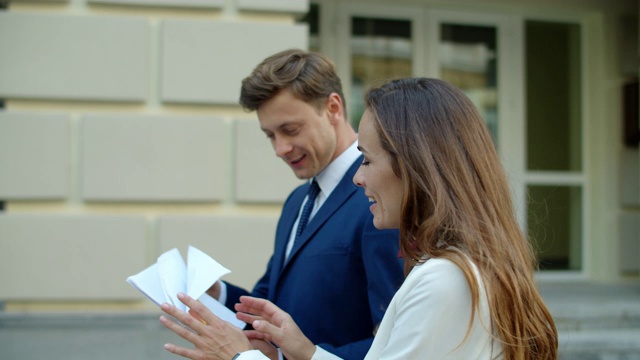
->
127, 246, 245, 329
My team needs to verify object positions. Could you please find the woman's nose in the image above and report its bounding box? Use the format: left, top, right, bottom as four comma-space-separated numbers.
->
353, 168, 364, 187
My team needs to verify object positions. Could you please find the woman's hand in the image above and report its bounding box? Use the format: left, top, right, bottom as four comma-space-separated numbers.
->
160, 292, 253, 360
235, 296, 316, 360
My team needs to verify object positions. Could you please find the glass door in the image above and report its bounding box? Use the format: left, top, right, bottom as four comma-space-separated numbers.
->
336, 3, 425, 127
428, 12, 585, 273
426, 9, 528, 222
524, 20, 584, 272
426, 11, 519, 153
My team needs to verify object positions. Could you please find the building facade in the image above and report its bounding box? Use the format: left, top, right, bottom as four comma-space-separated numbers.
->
0, 0, 638, 312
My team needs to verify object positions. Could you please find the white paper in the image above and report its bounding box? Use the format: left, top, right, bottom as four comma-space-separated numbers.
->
157, 248, 187, 310
198, 293, 245, 329
187, 245, 231, 301
126, 246, 245, 328
126, 263, 165, 307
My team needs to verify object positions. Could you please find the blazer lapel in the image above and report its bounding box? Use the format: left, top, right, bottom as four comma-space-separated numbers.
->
283, 157, 363, 271
271, 185, 308, 280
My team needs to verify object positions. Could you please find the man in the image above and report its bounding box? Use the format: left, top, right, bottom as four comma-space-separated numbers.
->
209, 49, 403, 360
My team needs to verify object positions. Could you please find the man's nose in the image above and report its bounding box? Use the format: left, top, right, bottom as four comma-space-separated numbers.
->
274, 138, 293, 157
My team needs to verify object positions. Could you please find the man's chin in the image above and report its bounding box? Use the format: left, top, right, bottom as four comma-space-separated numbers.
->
291, 168, 313, 180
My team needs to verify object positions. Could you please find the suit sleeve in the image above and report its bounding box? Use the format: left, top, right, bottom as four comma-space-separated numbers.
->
317, 216, 403, 359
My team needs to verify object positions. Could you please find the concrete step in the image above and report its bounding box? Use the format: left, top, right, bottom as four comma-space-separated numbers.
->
540, 282, 640, 329
540, 282, 640, 359
558, 329, 640, 359
549, 299, 640, 331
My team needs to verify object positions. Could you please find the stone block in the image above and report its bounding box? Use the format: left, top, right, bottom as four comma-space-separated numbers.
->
0, 214, 148, 300
88, 0, 222, 7
82, 114, 228, 201
0, 112, 69, 199
238, 0, 308, 14
0, 12, 148, 101
161, 20, 307, 104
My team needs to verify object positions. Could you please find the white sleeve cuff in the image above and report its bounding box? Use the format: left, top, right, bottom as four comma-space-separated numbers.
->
218, 280, 228, 305
311, 346, 343, 360
237, 346, 340, 360
237, 350, 269, 360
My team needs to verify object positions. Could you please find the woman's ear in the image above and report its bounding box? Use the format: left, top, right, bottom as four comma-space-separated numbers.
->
326, 92, 345, 125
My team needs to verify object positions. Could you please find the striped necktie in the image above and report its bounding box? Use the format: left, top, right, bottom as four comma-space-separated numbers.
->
294, 179, 320, 241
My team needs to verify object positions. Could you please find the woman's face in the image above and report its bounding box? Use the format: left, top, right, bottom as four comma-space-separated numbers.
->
353, 109, 403, 230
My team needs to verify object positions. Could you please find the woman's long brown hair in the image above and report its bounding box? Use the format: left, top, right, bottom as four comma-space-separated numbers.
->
365, 78, 558, 359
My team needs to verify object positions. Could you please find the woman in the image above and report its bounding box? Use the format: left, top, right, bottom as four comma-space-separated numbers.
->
159, 77, 558, 360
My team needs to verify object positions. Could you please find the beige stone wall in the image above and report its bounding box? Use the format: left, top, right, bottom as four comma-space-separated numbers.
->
0, 0, 307, 311
1, 0, 639, 312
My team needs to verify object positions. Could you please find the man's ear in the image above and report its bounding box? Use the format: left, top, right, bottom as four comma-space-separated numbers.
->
326, 92, 345, 125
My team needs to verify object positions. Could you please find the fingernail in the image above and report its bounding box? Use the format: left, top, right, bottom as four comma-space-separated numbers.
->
160, 303, 169, 310
177, 292, 185, 299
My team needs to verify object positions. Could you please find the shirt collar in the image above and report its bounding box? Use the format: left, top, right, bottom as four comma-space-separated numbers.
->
313, 140, 360, 198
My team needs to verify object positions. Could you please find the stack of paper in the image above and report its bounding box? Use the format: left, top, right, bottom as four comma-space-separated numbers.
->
127, 246, 245, 329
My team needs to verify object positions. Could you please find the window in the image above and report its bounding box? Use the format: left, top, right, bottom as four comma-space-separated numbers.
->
525, 20, 583, 271
302, 4, 587, 273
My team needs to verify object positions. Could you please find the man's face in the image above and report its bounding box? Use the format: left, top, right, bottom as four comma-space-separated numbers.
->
257, 89, 338, 179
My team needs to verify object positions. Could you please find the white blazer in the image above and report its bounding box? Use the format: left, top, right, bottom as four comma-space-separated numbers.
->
240, 257, 503, 360
312, 257, 503, 359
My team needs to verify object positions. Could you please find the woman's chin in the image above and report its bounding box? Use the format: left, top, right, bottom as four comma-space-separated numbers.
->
373, 218, 390, 230
372, 216, 400, 230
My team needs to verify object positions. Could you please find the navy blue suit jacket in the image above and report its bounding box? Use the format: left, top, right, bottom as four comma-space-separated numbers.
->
225, 156, 404, 360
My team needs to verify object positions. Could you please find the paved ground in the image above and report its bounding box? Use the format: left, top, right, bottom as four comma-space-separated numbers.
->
1, 281, 639, 360
0, 312, 186, 360
539, 282, 640, 359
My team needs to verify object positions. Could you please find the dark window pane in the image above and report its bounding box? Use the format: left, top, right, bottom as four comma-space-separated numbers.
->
350, 17, 412, 127
526, 21, 582, 171
299, 3, 320, 52
440, 24, 498, 144
527, 185, 583, 270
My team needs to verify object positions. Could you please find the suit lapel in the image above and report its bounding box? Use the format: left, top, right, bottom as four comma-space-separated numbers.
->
271, 185, 308, 283
282, 157, 363, 271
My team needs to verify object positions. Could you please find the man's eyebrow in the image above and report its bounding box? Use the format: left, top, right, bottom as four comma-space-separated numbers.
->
261, 121, 298, 133
279, 121, 300, 128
